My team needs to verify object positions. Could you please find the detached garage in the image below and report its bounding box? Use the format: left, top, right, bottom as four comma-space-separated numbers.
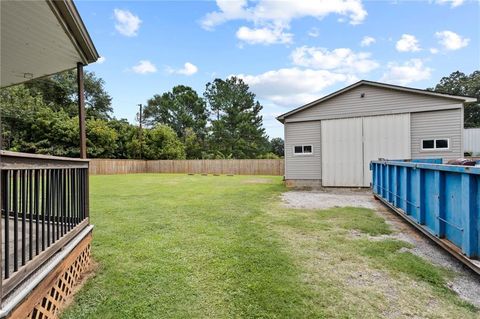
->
277, 80, 476, 187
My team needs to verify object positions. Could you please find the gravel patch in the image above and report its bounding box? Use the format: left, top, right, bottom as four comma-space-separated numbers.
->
282, 189, 480, 308
282, 190, 377, 210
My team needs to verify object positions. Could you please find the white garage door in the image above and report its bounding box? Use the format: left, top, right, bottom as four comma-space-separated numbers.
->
321, 114, 411, 187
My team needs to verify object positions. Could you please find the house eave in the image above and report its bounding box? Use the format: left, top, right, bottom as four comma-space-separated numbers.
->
48, 0, 100, 64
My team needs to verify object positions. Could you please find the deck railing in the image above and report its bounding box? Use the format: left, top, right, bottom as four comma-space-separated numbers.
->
0, 151, 89, 299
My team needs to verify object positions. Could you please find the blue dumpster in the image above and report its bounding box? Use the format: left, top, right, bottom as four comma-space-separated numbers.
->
371, 159, 480, 259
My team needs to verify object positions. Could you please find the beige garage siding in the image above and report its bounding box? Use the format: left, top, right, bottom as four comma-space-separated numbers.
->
284, 121, 321, 180
286, 84, 462, 122
411, 109, 463, 161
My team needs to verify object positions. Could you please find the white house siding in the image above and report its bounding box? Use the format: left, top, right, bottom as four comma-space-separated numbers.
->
464, 128, 480, 155
285, 84, 461, 123
411, 109, 463, 161
284, 121, 321, 180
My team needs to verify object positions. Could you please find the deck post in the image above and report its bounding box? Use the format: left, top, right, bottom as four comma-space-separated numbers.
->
77, 63, 87, 159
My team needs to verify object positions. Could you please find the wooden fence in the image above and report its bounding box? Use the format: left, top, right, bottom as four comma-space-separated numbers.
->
89, 159, 285, 176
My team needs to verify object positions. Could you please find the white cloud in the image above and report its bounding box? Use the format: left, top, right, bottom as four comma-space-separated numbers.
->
381, 59, 432, 85
202, 0, 367, 29
236, 68, 357, 107
167, 62, 199, 76
308, 27, 320, 38
236, 26, 293, 45
114, 9, 141, 37
435, 0, 464, 8
429, 48, 439, 54
96, 56, 106, 64
201, 0, 249, 31
201, 0, 367, 45
131, 60, 157, 74
178, 62, 198, 76
291, 46, 379, 73
232, 44, 380, 108
435, 30, 469, 50
395, 34, 421, 52
360, 36, 375, 47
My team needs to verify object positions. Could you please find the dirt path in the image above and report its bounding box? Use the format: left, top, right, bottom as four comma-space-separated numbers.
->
281, 189, 480, 308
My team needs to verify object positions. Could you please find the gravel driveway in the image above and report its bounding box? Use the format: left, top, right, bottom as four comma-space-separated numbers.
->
282, 189, 480, 307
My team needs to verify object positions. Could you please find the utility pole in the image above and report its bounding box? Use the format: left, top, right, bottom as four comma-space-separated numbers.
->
138, 104, 143, 159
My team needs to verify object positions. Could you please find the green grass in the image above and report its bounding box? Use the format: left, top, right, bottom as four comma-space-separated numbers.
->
61, 174, 478, 319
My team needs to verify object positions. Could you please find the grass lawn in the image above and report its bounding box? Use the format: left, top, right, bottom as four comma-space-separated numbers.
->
62, 174, 477, 319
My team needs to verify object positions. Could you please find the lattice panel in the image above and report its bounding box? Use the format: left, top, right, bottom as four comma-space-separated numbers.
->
26, 242, 91, 319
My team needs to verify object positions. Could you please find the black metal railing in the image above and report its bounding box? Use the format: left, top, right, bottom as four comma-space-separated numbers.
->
0, 151, 89, 297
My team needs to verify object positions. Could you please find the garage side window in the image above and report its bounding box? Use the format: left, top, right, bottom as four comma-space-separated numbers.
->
293, 145, 313, 155
421, 138, 449, 150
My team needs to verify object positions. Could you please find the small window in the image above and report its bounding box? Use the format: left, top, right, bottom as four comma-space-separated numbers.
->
293, 145, 313, 155
422, 140, 434, 149
421, 138, 449, 151
436, 139, 449, 149
294, 146, 303, 153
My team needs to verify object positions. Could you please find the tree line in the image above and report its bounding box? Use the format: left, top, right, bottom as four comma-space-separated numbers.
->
0, 72, 284, 159
0, 70, 478, 160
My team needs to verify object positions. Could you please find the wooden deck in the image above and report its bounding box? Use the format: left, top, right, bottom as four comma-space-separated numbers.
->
3, 218, 74, 278
1, 151, 91, 318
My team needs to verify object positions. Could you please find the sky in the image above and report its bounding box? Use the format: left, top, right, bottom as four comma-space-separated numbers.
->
76, 0, 480, 138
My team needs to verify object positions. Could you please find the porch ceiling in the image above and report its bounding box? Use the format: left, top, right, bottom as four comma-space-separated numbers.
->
0, 0, 99, 88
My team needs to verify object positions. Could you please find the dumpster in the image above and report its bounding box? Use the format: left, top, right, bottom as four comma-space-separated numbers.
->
370, 159, 480, 263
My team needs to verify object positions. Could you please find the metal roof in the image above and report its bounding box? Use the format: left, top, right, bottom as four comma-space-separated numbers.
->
276, 80, 478, 123
0, 0, 99, 87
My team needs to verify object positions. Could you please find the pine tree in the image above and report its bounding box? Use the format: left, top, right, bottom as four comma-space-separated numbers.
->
204, 77, 268, 158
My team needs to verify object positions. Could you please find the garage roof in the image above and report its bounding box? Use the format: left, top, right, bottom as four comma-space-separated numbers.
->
276, 80, 478, 123
1, 0, 99, 87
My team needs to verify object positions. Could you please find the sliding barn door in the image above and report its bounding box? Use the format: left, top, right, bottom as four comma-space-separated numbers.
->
321, 118, 363, 186
362, 114, 411, 186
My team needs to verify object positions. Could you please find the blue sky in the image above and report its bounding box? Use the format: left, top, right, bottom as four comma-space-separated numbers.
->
76, 0, 479, 138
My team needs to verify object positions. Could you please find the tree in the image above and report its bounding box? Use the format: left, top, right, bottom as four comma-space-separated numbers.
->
269, 137, 284, 157
107, 118, 138, 158
25, 70, 113, 120
257, 152, 280, 159
143, 124, 186, 160
184, 128, 203, 159
204, 77, 268, 158
0, 85, 45, 150
428, 70, 480, 128
0, 84, 119, 157
86, 119, 118, 158
143, 85, 208, 141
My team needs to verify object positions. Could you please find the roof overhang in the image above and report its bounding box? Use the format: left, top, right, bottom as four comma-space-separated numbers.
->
276, 80, 478, 123
0, 0, 99, 88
